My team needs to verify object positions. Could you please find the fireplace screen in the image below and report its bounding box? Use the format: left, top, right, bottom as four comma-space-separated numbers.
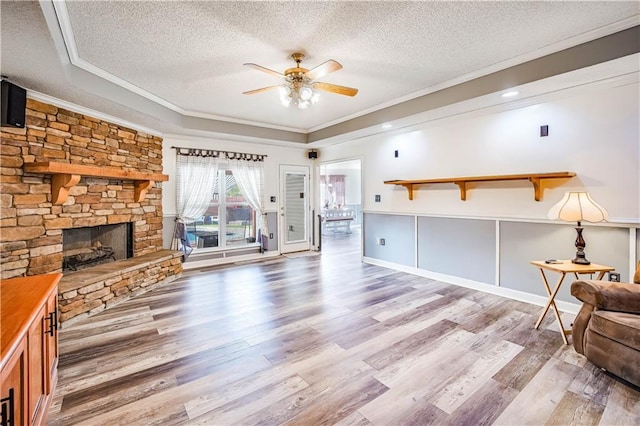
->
62, 223, 133, 271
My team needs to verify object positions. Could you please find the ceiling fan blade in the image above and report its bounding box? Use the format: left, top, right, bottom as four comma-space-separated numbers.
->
313, 82, 358, 97
243, 63, 284, 78
243, 85, 281, 95
305, 60, 342, 80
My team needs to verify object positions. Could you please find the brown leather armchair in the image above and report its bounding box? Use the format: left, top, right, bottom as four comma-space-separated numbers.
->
571, 270, 640, 387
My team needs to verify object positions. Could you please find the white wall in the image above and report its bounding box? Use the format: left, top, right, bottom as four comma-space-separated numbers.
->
319, 78, 639, 311
319, 80, 640, 224
344, 168, 361, 205
162, 135, 310, 217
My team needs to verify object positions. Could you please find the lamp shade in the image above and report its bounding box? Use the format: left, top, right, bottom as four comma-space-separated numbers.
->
547, 192, 609, 223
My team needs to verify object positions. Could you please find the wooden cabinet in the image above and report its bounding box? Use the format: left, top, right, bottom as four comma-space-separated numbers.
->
27, 304, 46, 426
1, 273, 61, 426
44, 291, 58, 393
1, 339, 27, 426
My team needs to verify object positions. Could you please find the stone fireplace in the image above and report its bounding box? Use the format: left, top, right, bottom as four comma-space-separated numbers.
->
0, 98, 182, 325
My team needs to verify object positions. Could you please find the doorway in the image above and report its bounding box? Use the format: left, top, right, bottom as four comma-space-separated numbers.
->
318, 159, 362, 254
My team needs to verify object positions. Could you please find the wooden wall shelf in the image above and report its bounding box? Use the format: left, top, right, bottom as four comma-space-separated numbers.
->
384, 172, 576, 201
24, 161, 169, 204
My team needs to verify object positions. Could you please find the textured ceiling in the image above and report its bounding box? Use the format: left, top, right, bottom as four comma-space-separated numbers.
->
1, 1, 639, 142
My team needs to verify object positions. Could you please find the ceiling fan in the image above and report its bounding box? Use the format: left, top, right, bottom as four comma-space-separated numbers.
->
243, 52, 358, 108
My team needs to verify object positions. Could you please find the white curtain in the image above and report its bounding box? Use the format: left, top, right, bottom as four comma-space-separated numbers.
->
228, 159, 267, 237
176, 154, 219, 221
172, 155, 219, 259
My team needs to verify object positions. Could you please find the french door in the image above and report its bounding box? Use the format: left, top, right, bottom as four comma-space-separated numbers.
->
280, 165, 310, 253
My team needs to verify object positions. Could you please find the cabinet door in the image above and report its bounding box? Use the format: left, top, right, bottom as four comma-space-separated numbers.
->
27, 304, 47, 425
45, 290, 58, 394
1, 338, 27, 426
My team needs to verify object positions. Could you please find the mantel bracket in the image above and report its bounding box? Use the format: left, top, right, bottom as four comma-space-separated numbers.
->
134, 180, 154, 203
51, 174, 81, 204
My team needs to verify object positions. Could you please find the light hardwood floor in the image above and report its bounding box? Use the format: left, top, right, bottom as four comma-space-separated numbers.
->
48, 228, 640, 425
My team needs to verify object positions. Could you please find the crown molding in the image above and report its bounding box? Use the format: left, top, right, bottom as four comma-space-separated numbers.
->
309, 64, 639, 148
42, 0, 640, 138
47, 0, 304, 134
161, 132, 310, 150
308, 15, 640, 132
50, 0, 179, 114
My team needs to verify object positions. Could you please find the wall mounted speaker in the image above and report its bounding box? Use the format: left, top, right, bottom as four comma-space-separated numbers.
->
308, 150, 318, 159
1, 80, 27, 128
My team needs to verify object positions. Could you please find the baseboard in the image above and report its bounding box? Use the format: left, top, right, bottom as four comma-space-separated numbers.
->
362, 257, 581, 315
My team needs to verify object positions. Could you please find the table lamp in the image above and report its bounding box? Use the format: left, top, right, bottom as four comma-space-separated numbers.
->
548, 192, 608, 265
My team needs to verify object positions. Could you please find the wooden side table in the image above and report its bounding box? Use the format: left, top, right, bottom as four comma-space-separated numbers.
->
530, 260, 615, 344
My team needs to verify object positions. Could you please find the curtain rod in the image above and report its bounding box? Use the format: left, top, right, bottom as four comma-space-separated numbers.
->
171, 146, 267, 161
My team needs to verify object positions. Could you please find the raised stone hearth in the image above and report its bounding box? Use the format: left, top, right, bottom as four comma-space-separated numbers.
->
58, 250, 182, 325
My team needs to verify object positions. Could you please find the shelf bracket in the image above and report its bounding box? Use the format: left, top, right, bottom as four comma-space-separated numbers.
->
401, 183, 415, 200
134, 180, 154, 203
454, 181, 467, 201
529, 177, 542, 201
51, 174, 81, 204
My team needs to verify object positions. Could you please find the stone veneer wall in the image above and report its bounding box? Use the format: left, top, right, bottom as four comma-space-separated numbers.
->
1, 99, 166, 279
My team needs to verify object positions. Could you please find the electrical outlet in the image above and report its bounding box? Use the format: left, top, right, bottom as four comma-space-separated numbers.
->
270, 196, 276, 202
376, 238, 385, 246
609, 272, 620, 282
394, 150, 399, 158
375, 194, 381, 202
269, 233, 274, 239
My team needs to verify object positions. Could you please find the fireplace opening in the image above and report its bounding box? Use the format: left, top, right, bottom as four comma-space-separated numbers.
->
62, 223, 133, 272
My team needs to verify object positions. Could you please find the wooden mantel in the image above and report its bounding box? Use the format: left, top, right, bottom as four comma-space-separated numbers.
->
24, 161, 169, 204
384, 172, 576, 201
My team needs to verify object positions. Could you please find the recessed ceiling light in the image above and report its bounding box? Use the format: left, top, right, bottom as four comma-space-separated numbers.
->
501, 91, 519, 98
382, 123, 392, 129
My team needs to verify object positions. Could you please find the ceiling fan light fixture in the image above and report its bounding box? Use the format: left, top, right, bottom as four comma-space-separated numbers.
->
244, 52, 357, 109
279, 85, 291, 96
300, 86, 313, 101
281, 97, 292, 107
278, 82, 318, 109
279, 86, 292, 106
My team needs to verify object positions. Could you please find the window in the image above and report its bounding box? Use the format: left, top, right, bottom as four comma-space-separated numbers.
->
173, 149, 266, 259
186, 169, 257, 250
320, 174, 345, 209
